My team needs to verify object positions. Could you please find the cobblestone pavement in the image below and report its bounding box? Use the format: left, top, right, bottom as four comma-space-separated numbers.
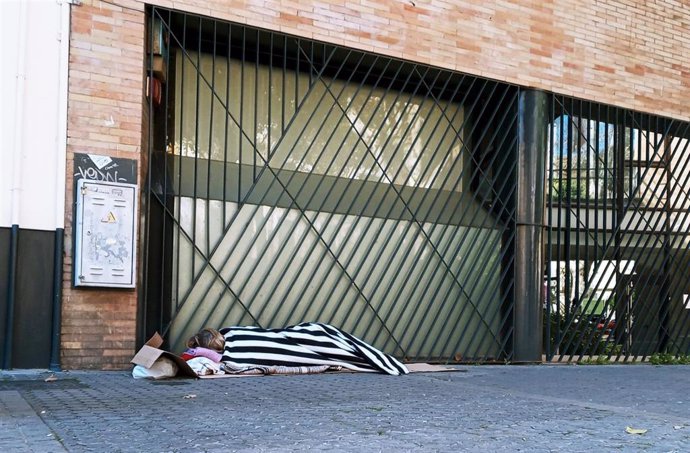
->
1, 365, 689, 452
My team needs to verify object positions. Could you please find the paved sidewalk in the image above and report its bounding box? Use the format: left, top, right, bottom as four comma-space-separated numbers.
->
1, 364, 689, 452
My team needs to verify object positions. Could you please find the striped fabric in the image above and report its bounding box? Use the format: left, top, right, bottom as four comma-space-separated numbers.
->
220, 363, 336, 376
219, 322, 408, 376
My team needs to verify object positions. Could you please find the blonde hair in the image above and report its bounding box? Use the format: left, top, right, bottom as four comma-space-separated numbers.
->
186, 328, 224, 352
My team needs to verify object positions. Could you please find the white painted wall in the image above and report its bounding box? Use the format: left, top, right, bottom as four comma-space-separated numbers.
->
0, 0, 68, 230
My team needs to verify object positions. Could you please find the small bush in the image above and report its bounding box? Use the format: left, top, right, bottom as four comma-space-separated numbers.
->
580, 355, 610, 365
545, 312, 610, 356
649, 353, 690, 365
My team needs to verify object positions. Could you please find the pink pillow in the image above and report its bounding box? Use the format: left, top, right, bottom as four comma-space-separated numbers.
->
186, 347, 222, 363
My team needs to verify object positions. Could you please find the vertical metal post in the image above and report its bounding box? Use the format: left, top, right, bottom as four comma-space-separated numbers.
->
614, 111, 626, 347
3, 225, 19, 369
49, 228, 64, 371
514, 89, 547, 362
660, 135, 672, 351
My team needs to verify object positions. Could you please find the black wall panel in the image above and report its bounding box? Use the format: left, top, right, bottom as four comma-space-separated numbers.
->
0, 227, 9, 367
1, 227, 54, 369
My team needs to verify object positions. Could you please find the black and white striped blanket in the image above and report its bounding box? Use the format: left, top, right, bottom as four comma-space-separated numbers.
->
219, 322, 408, 376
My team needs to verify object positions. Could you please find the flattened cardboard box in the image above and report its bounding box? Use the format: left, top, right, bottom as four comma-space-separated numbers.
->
131, 332, 198, 378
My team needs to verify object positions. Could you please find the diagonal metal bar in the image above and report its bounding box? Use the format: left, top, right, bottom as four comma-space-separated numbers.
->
556, 121, 676, 346
300, 70, 457, 340
156, 8, 340, 229
414, 66, 508, 203
330, 74, 467, 334
655, 143, 690, 354
189, 49, 373, 332
147, 191, 259, 339
248, 59, 407, 326
260, 64, 434, 337
303, 52, 497, 335
437, 127, 520, 360
551, 111, 690, 360
368, 83, 516, 353
412, 98, 520, 360
265, 59, 450, 351
332, 76, 490, 350
423, 114, 520, 361
386, 86, 518, 356
285, 68, 442, 330
206, 52, 392, 332
604, 122, 690, 359
156, 12, 352, 320
343, 79, 473, 351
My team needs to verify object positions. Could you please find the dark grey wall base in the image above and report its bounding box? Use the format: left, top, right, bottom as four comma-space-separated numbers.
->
0, 227, 8, 366
0, 227, 56, 369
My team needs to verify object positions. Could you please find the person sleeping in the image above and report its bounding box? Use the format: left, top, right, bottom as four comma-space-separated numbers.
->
182, 328, 224, 363
183, 322, 408, 376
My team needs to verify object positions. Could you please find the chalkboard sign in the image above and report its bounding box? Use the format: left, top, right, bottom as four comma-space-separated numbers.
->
73, 153, 137, 184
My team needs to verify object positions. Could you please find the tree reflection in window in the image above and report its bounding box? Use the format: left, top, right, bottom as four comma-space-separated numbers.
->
547, 115, 642, 205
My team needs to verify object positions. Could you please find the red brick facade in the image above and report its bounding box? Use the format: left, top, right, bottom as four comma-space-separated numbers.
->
63, 1, 144, 369
63, 0, 690, 369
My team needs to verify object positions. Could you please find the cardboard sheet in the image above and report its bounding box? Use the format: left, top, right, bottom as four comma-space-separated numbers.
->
131, 332, 198, 378
406, 363, 464, 373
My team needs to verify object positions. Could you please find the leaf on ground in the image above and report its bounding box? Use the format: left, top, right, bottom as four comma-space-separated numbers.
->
44, 375, 57, 383
625, 426, 647, 435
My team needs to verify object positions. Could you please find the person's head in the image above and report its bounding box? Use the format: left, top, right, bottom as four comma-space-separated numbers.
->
187, 328, 224, 352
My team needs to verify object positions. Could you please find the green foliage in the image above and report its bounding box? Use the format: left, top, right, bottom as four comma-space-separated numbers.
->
603, 342, 622, 356
578, 296, 608, 316
580, 352, 690, 365
550, 179, 588, 201
649, 353, 690, 365
546, 312, 610, 356
580, 355, 610, 365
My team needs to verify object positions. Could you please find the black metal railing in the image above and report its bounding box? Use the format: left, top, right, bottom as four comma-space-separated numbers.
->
545, 95, 690, 361
142, 8, 690, 364
142, 8, 519, 362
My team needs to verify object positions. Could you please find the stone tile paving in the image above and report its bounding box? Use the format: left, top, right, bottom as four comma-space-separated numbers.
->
1, 365, 688, 452
0, 389, 66, 452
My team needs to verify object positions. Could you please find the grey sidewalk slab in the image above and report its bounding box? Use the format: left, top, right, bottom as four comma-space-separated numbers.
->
1, 365, 689, 452
0, 390, 67, 453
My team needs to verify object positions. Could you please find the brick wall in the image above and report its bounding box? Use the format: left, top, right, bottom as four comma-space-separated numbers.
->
65, 0, 689, 369
63, 1, 144, 369
136, 0, 689, 120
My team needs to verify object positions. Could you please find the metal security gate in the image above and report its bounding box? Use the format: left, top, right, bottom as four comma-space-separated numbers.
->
545, 96, 690, 362
142, 8, 519, 362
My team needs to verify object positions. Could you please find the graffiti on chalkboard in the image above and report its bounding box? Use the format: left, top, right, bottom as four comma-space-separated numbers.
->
73, 153, 137, 184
